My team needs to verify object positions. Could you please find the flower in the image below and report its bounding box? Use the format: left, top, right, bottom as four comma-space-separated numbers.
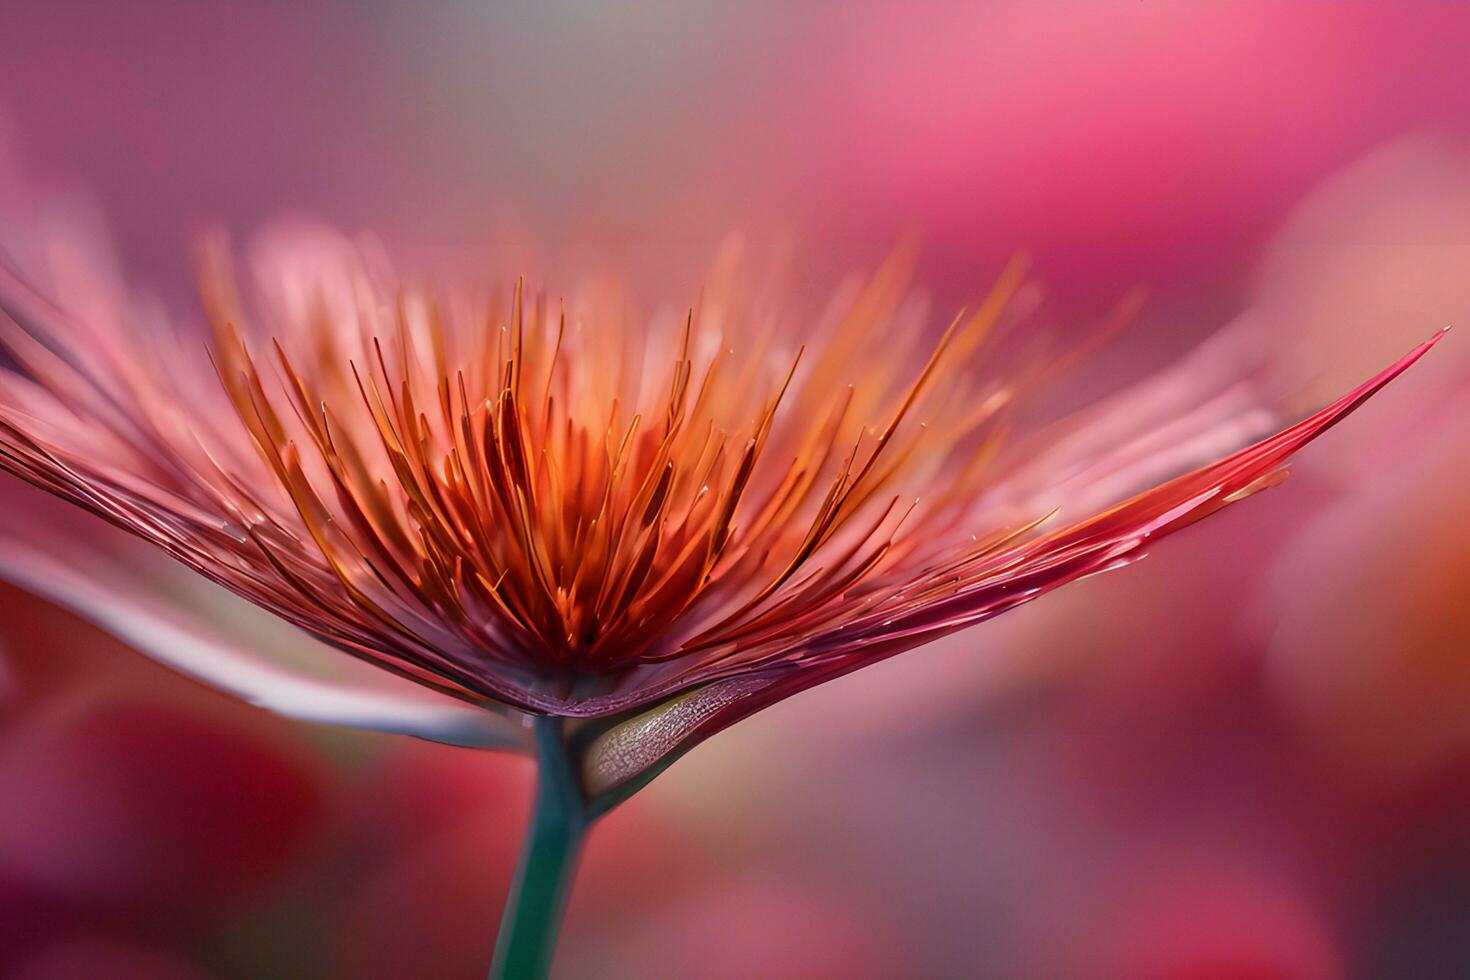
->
0, 224, 1441, 801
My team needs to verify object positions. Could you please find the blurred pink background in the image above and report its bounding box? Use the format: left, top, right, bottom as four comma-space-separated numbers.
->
2, 2, 1469, 977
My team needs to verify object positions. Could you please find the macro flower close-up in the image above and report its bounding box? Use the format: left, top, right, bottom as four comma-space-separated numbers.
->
2, 4, 1469, 978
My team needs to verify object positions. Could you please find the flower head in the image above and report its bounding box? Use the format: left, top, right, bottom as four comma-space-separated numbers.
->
0, 225, 1439, 796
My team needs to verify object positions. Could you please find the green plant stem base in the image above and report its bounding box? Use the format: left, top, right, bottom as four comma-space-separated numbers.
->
489, 716, 591, 980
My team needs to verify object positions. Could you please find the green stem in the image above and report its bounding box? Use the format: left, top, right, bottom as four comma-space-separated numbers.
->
490, 715, 590, 980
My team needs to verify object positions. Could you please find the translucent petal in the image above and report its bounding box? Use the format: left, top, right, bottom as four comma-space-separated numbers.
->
0, 488, 526, 751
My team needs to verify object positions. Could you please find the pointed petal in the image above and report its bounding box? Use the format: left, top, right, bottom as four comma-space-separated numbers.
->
578, 333, 1446, 801
0, 488, 526, 751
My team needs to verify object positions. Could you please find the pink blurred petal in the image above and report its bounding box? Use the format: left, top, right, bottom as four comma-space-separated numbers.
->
1262, 396, 1470, 781
0, 486, 525, 751
1254, 134, 1470, 409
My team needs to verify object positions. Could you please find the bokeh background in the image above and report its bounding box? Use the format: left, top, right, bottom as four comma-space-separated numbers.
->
1, 2, 1469, 977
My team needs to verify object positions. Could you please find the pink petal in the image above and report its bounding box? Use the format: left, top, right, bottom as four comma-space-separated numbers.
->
0, 483, 526, 751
